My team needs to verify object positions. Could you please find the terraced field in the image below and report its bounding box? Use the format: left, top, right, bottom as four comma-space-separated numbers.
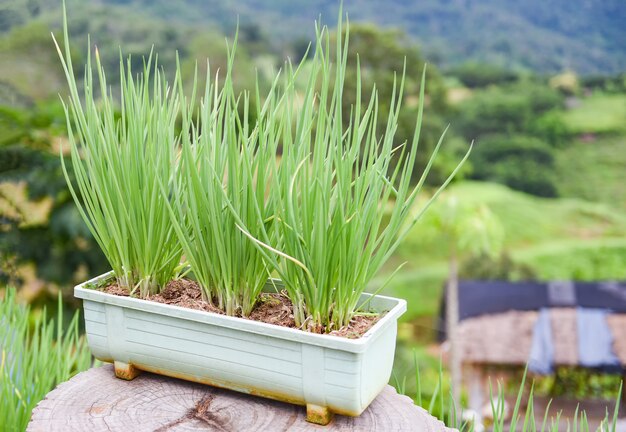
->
375, 181, 626, 321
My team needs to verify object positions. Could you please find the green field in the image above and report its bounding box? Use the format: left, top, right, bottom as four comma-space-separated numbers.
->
380, 180, 626, 406
375, 181, 626, 322
560, 94, 626, 134
556, 135, 626, 208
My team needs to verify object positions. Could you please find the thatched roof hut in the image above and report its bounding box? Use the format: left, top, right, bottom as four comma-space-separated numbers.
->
457, 308, 626, 366
443, 280, 626, 420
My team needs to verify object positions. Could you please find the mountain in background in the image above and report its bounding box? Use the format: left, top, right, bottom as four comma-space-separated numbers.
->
1, 0, 625, 75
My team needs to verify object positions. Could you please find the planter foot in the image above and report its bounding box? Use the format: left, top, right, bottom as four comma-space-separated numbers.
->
306, 404, 333, 425
114, 361, 141, 380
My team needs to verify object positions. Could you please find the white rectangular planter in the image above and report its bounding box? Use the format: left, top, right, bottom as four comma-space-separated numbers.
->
75, 272, 406, 422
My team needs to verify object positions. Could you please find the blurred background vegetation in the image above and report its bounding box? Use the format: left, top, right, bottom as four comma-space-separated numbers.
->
1, 0, 625, 416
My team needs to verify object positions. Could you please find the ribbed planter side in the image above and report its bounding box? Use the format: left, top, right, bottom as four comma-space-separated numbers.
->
76, 272, 406, 421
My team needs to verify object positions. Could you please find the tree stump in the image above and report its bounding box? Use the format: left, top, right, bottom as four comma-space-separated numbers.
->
28, 364, 454, 431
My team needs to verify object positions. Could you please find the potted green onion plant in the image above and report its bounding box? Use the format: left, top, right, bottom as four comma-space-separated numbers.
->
53, 23, 184, 301
57, 7, 468, 425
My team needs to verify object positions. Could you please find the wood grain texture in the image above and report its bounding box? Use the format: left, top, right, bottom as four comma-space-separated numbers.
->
28, 365, 453, 432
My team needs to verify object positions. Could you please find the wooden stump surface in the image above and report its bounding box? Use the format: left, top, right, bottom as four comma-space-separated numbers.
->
28, 364, 453, 431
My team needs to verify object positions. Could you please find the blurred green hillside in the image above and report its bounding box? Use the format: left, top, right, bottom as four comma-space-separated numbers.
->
2, 0, 625, 74
380, 181, 626, 322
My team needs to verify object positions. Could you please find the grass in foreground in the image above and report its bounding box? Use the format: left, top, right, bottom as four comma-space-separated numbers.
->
0, 288, 94, 431
396, 352, 622, 432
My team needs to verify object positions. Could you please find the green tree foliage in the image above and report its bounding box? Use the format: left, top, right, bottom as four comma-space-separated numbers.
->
471, 135, 558, 197
331, 24, 464, 184
460, 251, 537, 281
530, 110, 569, 147
0, 22, 68, 101
452, 82, 567, 197
333, 24, 448, 113
178, 29, 262, 95
581, 74, 626, 94
454, 82, 564, 139
449, 62, 519, 88
0, 0, 43, 33
0, 103, 108, 288
91, 0, 626, 74
61, 6, 189, 85
5, 0, 626, 75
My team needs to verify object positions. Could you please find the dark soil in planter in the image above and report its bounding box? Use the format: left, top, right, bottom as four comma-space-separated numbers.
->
103, 278, 380, 338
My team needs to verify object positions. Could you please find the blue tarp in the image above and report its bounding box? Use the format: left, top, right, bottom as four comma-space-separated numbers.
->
446, 280, 626, 322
